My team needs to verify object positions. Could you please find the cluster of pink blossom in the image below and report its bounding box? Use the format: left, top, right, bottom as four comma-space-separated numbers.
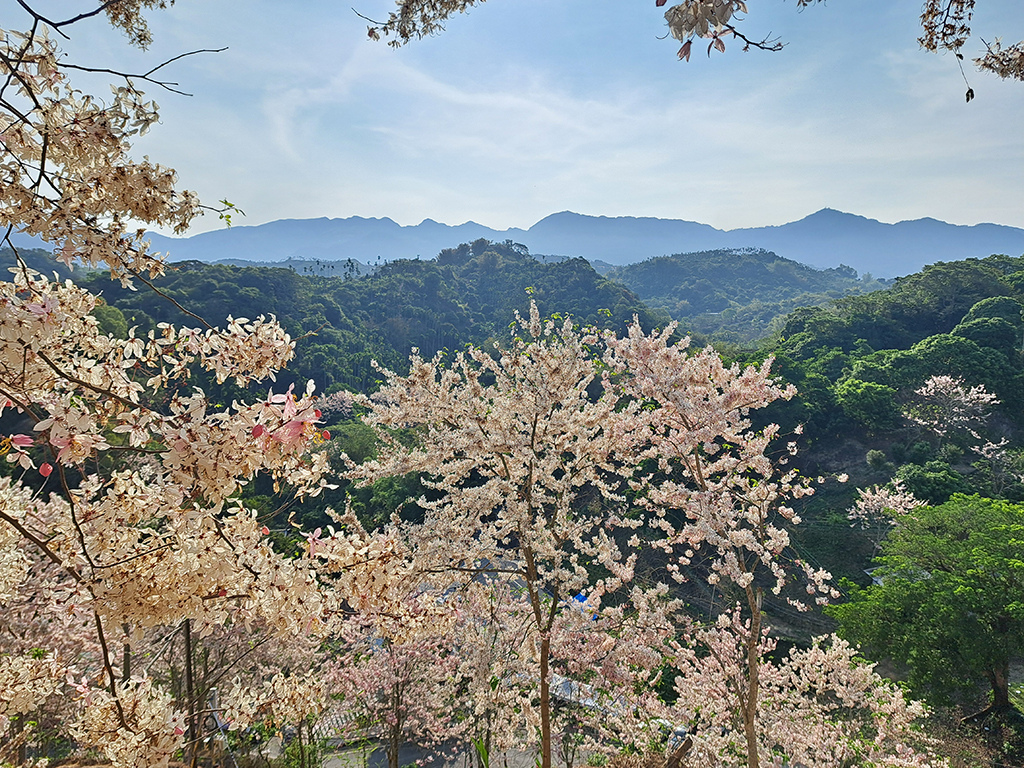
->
0, 12, 416, 766
905, 374, 999, 440
669, 607, 942, 767
354, 303, 938, 768
848, 479, 924, 552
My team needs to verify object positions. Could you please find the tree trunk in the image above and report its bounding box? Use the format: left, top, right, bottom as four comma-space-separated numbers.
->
388, 680, 401, 768
743, 591, 762, 768
9, 715, 27, 766
540, 632, 552, 768
183, 619, 197, 768
122, 623, 131, 682
964, 657, 1015, 724
481, 710, 493, 768
992, 659, 1011, 710
388, 726, 400, 768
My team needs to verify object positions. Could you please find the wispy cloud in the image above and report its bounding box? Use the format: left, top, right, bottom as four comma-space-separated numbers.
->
115, 0, 1023, 234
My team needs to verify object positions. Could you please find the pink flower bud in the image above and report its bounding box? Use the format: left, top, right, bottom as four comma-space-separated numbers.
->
39, 462, 53, 477
252, 424, 266, 438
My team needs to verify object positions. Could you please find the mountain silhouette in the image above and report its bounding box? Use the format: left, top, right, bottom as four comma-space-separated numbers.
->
12, 209, 1024, 278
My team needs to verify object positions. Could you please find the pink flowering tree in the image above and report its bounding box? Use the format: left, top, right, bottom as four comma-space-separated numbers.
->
0, 7, 406, 766
326, 608, 467, 768
904, 375, 999, 445
546, 586, 677, 761
669, 609, 945, 767
450, 579, 543, 765
847, 479, 924, 554
602, 324, 943, 768
902, 376, 1023, 495
351, 305, 649, 768
604, 324, 828, 768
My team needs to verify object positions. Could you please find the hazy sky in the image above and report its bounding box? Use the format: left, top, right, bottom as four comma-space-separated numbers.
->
48, 0, 1024, 234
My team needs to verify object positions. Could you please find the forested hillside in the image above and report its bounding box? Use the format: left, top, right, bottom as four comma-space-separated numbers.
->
56, 239, 658, 394
608, 248, 890, 342
737, 256, 1024, 624
766, 254, 1024, 445
11, 243, 1023, 521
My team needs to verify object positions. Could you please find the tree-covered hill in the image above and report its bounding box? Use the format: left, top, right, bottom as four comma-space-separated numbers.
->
766, 254, 1024, 442
607, 248, 890, 342
66, 239, 659, 395
746, 255, 1024, 587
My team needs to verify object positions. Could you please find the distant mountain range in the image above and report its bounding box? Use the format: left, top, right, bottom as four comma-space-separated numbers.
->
12, 209, 1024, 278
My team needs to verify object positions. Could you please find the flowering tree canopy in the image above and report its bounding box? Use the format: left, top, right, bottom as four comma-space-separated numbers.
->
363, 0, 1024, 80
0, 5, 406, 765
352, 307, 937, 768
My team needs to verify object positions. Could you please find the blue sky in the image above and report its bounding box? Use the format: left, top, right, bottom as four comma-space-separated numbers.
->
50, 0, 1024, 234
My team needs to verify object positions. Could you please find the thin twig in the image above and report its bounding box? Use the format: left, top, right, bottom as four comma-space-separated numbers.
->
94, 611, 133, 730
58, 48, 227, 97
34, 348, 144, 411
723, 24, 784, 52
0, 509, 82, 581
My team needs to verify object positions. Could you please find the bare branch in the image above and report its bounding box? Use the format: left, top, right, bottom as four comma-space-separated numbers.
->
58, 48, 228, 97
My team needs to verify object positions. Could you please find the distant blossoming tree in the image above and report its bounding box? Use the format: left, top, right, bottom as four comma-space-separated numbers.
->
904, 375, 999, 443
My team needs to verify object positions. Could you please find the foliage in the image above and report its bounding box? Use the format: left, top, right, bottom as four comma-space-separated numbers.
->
829, 495, 1024, 713
68, 239, 657, 396
607, 249, 886, 343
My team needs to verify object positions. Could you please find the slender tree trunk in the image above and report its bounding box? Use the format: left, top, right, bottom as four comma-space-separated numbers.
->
743, 589, 762, 768
992, 659, 1011, 710
388, 725, 400, 768
540, 633, 551, 768
122, 623, 131, 682
388, 679, 401, 768
520, 537, 553, 768
10, 715, 27, 765
183, 619, 197, 767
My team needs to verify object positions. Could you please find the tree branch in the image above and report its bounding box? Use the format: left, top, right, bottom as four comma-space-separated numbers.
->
58, 48, 228, 97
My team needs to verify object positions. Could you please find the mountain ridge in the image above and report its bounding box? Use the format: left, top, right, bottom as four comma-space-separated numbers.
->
11, 209, 1024, 278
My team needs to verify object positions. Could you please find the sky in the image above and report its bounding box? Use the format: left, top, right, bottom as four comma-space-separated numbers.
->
40, 0, 1024, 235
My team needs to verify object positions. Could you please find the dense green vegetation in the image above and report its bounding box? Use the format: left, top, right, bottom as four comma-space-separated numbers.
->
64, 239, 658, 395
827, 495, 1024, 764
828, 495, 1024, 711
760, 256, 1024, 493
607, 248, 890, 343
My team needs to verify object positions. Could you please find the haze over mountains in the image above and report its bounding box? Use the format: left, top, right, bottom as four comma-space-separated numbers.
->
132, 209, 1024, 279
